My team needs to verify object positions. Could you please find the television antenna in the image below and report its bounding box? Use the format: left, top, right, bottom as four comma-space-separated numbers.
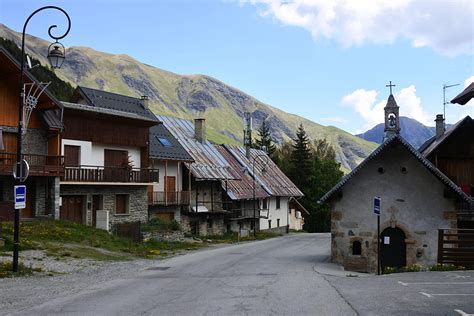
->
443, 83, 460, 125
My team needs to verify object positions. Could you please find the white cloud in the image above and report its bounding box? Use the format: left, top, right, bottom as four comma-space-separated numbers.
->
241, 0, 474, 56
342, 85, 432, 132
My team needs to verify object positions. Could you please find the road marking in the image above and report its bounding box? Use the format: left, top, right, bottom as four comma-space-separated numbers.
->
454, 309, 474, 316
399, 281, 474, 286
420, 292, 474, 298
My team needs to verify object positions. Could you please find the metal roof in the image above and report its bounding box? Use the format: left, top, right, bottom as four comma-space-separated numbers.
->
61, 101, 158, 123
40, 110, 63, 130
149, 123, 194, 162
73, 86, 158, 122
319, 134, 472, 204
215, 145, 269, 200
157, 115, 240, 180
419, 116, 473, 157
224, 145, 304, 197
451, 82, 474, 105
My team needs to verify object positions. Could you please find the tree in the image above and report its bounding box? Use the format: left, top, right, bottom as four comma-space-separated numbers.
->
255, 120, 276, 158
289, 124, 313, 190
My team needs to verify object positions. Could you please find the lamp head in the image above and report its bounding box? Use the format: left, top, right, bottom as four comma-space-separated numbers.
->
47, 41, 66, 69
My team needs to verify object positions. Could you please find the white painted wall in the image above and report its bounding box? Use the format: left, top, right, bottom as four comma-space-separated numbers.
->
62, 139, 141, 168
259, 197, 289, 230
152, 161, 182, 192
289, 209, 304, 231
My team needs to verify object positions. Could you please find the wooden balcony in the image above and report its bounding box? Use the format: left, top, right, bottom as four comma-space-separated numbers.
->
148, 191, 190, 206
63, 165, 159, 183
0, 152, 64, 177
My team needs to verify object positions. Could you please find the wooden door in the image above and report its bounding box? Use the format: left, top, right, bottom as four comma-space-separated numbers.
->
21, 183, 35, 218
165, 176, 176, 203
60, 195, 84, 224
64, 145, 80, 166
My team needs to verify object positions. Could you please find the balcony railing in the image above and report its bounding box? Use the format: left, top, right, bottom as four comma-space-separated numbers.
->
63, 165, 159, 183
229, 208, 269, 219
148, 191, 190, 206
0, 152, 64, 177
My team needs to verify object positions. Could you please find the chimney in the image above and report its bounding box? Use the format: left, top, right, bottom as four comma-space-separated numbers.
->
194, 118, 206, 143
435, 114, 445, 139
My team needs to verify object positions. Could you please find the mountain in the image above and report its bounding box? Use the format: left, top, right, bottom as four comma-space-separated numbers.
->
0, 23, 377, 171
356, 116, 440, 149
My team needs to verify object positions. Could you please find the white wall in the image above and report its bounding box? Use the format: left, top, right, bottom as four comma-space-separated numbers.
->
62, 139, 141, 168
259, 197, 289, 230
152, 161, 182, 192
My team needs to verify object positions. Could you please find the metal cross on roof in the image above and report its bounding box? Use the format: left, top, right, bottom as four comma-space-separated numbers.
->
386, 81, 396, 95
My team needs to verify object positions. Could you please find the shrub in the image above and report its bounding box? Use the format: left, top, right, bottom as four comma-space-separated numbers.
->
429, 263, 466, 271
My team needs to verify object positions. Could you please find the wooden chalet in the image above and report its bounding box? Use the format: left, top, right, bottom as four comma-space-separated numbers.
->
59, 86, 159, 228
0, 47, 63, 220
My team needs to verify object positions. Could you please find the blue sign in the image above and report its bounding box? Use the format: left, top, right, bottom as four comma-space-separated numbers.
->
373, 197, 381, 215
14, 185, 26, 209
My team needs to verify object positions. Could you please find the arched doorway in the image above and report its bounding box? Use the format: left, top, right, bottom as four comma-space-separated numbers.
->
380, 227, 406, 270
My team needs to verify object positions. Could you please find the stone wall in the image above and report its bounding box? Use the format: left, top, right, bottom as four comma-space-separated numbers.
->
190, 180, 223, 212
330, 143, 459, 273
180, 213, 225, 236
60, 184, 148, 229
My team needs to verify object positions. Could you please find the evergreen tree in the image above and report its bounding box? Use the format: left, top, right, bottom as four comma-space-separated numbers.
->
289, 124, 313, 190
255, 120, 276, 158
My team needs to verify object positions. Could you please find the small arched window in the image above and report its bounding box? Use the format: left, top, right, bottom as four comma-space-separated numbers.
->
352, 240, 362, 256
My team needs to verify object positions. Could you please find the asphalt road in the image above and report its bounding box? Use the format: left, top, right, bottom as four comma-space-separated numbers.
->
22, 234, 474, 316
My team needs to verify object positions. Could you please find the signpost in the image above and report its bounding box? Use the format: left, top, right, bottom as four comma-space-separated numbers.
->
374, 197, 381, 275
14, 185, 26, 209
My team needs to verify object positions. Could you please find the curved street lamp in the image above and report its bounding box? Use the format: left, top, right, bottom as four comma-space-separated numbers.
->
252, 152, 269, 237
13, 6, 71, 273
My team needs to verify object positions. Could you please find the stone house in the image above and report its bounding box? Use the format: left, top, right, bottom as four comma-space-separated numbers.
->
0, 47, 63, 220
148, 122, 194, 222
320, 94, 472, 273
59, 87, 159, 229
157, 116, 239, 236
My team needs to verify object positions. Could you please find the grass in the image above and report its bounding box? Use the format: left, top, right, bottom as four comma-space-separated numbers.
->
383, 263, 466, 274
0, 220, 205, 261
0, 261, 43, 278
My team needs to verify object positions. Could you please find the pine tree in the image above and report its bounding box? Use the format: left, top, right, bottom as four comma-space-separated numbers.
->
290, 124, 313, 190
255, 120, 276, 158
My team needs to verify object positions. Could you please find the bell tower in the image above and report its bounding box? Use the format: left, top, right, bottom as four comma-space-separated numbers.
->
383, 81, 400, 141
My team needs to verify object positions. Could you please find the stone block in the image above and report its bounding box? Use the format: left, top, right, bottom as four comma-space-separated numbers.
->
359, 231, 372, 237
443, 211, 457, 220
332, 211, 342, 221
340, 221, 358, 228
344, 256, 368, 273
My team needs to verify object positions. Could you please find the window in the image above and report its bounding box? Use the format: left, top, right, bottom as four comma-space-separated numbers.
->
277, 219, 280, 227
250, 220, 255, 231
268, 219, 272, 228
276, 197, 280, 209
115, 194, 129, 215
207, 219, 213, 230
64, 145, 81, 167
352, 240, 362, 256
262, 198, 268, 210
157, 136, 173, 147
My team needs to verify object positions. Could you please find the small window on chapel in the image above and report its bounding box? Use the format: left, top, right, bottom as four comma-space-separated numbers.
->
352, 240, 362, 256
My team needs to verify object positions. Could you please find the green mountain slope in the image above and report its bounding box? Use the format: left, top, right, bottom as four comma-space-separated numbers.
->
0, 23, 377, 170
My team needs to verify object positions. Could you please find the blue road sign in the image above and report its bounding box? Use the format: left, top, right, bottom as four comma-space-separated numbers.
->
14, 185, 26, 209
374, 197, 381, 215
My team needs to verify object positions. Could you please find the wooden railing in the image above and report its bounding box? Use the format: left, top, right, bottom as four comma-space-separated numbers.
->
148, 191, 190, 206
0, 152, 64, 176
63, 165, 159, 183
438, 229, 474, 269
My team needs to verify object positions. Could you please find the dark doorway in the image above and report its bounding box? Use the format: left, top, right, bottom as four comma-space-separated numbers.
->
92, 195, 103, 228
21, 182, 36, 218
380, 227, 406, 270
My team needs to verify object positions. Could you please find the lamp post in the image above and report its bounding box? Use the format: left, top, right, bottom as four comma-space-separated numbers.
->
13, 6, 71, 273
252, 152, 269, 237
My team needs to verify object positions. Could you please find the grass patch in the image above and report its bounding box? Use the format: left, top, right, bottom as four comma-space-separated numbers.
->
0, 261, 42, 278
383, 263, 466, 274
0, 220, 206, 261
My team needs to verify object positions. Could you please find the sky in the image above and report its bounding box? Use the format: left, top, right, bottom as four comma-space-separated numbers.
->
1, 0, 473, 133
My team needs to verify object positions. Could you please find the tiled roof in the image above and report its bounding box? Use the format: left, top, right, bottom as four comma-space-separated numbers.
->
40, 110, 63, 130
319, 135, 471, 204
215, 145, 269, 200
149, 123, 194, 162
157, 115, 240, 180
61, 101, 158, 123
73, 86, 158, 122
451, 82, 474, 105
419, 116, 472, 157
224, 145, 304, 197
